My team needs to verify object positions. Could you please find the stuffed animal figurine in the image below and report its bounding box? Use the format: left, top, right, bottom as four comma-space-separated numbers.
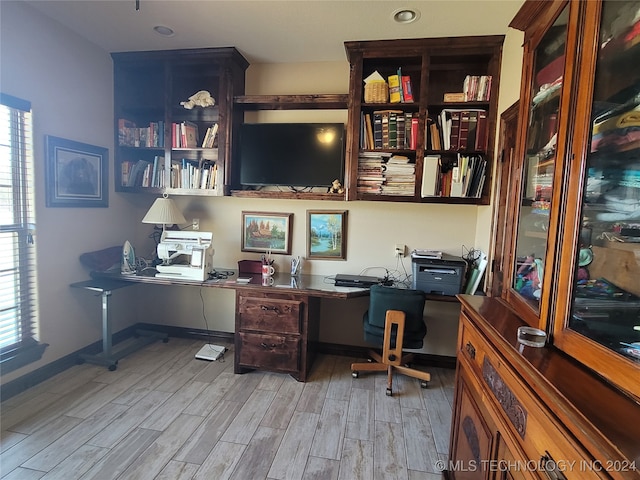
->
180, 90, 215, 109
328, 179, 344, 194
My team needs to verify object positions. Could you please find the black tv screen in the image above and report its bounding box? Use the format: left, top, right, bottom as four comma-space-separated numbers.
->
239, 123, 345, 187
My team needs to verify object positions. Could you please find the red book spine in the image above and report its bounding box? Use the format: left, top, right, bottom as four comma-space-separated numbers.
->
401, 76, 414, 102
410, 117, 419, 150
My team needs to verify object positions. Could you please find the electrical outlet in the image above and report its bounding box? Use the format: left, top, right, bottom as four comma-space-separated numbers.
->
394, 244, 405, 257
192, 218, 200, 231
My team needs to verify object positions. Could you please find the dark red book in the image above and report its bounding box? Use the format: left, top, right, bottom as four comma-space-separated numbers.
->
475, 110, 488, 151
458, 111, 471, 150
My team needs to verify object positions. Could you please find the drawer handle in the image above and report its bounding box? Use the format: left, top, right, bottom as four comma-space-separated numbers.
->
261, 305, 279, 313
260, 342, 277, 349
465, 341, 476, 360
539, 452, 567, 480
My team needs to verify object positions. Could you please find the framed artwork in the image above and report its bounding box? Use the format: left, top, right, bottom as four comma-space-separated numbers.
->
307, 210, 347, 260
241, 211, 293, 254
45, 135, 108, 207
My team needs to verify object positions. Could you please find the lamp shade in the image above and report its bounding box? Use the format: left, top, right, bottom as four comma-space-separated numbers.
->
141, 195, 186, 226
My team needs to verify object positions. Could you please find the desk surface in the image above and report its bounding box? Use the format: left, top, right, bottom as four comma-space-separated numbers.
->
90, 269, 371, 300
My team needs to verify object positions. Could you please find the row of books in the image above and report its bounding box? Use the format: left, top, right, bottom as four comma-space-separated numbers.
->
171, 122, 219, 149
357, 152, 415, 196
118, 119, 164, 148
388, 68, 415, 103
122, 157, 165, 188
463, 75, 492, 102
121, 157, 218, 190
170, 159, 218, 190
428, 109, 488, 151
361, 111, 419, 150
421, 154, 487, 198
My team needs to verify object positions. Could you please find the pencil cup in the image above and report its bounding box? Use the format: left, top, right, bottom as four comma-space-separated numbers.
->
262, 264, 275, 278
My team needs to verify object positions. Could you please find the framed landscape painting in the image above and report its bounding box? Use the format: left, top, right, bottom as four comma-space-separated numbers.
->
45, 135, 108, 207
241, 211, 293, 254
307, 210, 347, 260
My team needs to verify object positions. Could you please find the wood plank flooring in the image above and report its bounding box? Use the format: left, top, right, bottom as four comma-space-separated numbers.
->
1, 337, 454, 480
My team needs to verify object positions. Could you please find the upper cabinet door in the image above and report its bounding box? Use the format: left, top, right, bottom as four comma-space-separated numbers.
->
553, 0, 640, 400
508, 4, 571, 325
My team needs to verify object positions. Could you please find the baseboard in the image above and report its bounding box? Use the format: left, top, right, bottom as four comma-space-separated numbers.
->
1, 324, 454, 401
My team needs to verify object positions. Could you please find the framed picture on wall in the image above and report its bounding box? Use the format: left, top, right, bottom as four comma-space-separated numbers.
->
241, 211, 293, 254
45, 135, 108, 207
307, 210, 347, 260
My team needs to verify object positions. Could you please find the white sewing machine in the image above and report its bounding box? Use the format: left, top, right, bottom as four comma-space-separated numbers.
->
155, 230, 213, 281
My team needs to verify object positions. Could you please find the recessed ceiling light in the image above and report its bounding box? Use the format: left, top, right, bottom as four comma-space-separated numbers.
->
153, 25, 175, 37
392, 8, 420, 24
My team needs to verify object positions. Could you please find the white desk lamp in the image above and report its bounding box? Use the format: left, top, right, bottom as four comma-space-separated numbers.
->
141, 193, 186, 231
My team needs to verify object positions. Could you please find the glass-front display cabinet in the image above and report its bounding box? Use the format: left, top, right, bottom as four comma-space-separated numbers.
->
510, 4, 570, 322
553, 0, 640, 399
506, 0, 640, 400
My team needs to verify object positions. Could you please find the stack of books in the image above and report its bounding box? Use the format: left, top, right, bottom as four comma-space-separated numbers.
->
357, 152, 388, 194
381, 155, 415, 196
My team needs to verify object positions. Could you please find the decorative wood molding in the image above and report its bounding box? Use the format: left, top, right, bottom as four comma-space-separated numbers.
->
482, 356, 528, 438
233, 94, 348, 110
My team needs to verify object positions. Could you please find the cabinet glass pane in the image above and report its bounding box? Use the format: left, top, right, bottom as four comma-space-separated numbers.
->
512, 7, 569, 310
569, 0, 640, 363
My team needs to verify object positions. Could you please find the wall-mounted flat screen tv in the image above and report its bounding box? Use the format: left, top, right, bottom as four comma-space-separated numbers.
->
238, 123, 345, 187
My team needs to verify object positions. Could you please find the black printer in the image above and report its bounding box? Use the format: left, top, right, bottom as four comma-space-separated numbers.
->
411, 253, 467, 296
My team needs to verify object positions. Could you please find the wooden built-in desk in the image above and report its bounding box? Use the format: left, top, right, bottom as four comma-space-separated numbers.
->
84, 270, 370, 380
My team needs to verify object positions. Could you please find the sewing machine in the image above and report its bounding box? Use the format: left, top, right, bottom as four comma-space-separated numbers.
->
155, 230, 213, 281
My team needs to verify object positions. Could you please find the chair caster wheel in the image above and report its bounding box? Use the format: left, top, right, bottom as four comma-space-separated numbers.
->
420, 381, 429, 389
108, 364, 117, 371
386, 388, 392, 396
352, 371, 359, 378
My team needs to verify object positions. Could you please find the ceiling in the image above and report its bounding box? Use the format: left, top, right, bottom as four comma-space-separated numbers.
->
25, 0, 524, 64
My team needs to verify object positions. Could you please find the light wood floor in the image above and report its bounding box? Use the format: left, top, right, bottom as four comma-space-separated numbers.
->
1, 337, 454, 480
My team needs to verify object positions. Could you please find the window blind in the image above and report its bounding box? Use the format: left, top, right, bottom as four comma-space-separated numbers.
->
0, 93, 46, 374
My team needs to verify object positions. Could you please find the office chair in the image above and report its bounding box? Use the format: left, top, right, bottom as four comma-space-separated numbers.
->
351, 284, 430, 396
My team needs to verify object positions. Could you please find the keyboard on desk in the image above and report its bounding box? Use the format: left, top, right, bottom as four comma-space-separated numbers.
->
334, 274, 382, 288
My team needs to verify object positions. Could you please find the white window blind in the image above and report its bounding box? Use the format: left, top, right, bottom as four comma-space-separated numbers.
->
0, 93, 45, 373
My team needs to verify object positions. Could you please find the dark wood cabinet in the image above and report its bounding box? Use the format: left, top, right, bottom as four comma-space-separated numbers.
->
112, 47, 248, 196
451, 1, 640, 477
449, 296, 640, 480
343, 36, 504, 203
234, 291, 320, 381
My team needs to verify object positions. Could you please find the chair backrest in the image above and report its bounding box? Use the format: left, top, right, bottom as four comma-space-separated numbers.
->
367, 284, 426, 333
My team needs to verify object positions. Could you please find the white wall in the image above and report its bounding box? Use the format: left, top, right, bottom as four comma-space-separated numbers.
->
0, 1, 149, 384
0, 2, 524, 385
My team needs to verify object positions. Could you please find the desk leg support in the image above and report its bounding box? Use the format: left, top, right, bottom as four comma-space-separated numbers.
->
79, 289, 168, 371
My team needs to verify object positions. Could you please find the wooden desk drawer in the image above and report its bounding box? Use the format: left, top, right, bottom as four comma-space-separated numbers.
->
238, 296, 302, 334
238, 332, 300, 372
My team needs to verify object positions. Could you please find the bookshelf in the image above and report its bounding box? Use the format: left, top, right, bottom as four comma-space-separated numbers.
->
112, 47, 249, 196
344, 36, 504, 203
